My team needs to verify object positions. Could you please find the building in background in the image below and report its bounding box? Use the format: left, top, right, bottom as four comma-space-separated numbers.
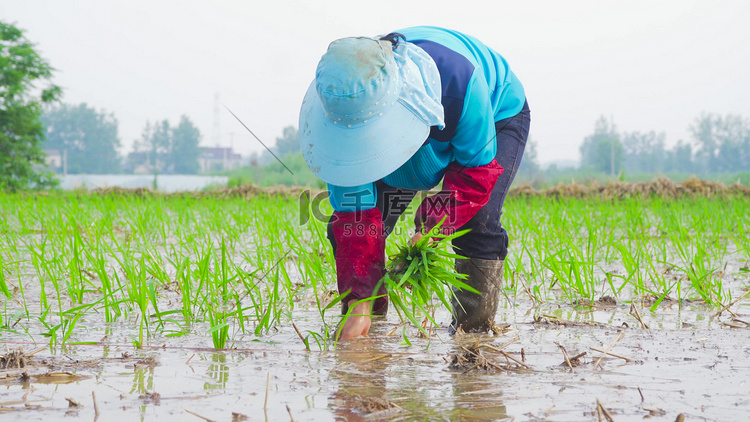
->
43, 149, 62, 168
199, 146, 242, 173
126, 151, 166, 174
43, 149, 65, 174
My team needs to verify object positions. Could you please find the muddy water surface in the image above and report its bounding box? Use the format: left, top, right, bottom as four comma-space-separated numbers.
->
1, 300, 749, 421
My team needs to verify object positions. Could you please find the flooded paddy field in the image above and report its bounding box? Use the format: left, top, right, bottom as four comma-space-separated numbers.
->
0, 186, 748, 421
2, 304, 749, 421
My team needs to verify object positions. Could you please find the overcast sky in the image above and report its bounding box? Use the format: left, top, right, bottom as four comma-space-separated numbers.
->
2, 1, 748, 165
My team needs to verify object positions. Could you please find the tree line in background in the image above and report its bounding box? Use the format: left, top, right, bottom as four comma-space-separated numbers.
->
0, 21, 60, 191
578, 114, 749, 175
515, 113, 750, 186
42, 104, 121, 174
0, 21, 206, 191
42, 104, 203, 175
2, 19, 748, 191
232, 111, 750, 189
126, 116, 201, 174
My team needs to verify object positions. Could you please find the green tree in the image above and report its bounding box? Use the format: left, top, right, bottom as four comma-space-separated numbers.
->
663, 140, 693, 173
580, 116, 623, 175
129, 117, 202, 174
42, 103, 121, 174
622, 131, 666, 173
149, 120, 170, 170
169, 115, 201, 174
275, 125, 299, 156
691, 113, 750, 173
0, 21, 61, 191
131, 120, 170, 172
260, 125, 299, 164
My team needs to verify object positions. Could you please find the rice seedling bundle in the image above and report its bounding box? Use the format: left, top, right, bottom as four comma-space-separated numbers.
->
379, 220, 478, 332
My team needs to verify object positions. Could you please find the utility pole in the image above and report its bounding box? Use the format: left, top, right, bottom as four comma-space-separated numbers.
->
228, 132, 235, 170
212, 93, 221, 148
610, 114, 615, 178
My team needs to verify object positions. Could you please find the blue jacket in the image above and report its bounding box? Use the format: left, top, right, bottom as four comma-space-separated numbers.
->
329, 26, 526, 213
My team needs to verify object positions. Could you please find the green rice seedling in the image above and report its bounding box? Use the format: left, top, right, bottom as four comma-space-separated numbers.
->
77, 227, 123, 322
281, 199, 340, 349
272, 222, 300, 312
304, 291, 346, 351
204, 240, 233, 348
579, 232, 600, 298
38, 307, 59, 347
525, 230, 550, 293
232, 292, 248, 336
613, 243, 646, 296
0, 306, 26, 336
40, 255, 68, 341
237, 240, 289, 336
378, 220, 475, 334
27, 237, 52, 312
166, 245, 195, 323
666, 224, 720, 304
1, 186, 747, 353
60, 305, 89, 345
111, 244, 152, 347
190, 239, 214, 316
37, 301, 94, 347
64, 219, 87, 305
197, 238, 254, 347
640, 246, 675, 304
234, 268, 264, 326
0, 254, 10, 300
543, 249, 596, 302
507, 251, 525, 300
206, 305, 230, 349
140, 247, 177, 331
730, 198, 750, 260
255, 269, 283, 336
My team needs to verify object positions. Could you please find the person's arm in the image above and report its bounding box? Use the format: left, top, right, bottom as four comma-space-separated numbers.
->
414, 72, 504, 235
328, 184, 387, 309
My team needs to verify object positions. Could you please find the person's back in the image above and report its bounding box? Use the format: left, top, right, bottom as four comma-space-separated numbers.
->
397, 26, 526, 123
299, 28, 531, 340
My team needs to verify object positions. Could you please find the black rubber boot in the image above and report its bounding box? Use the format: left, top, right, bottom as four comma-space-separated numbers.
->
450, 258, 503, 334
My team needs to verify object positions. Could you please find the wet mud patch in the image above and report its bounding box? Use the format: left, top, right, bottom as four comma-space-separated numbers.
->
572, 295, 619, 308
350, 394, 404, 417
0, 349, 157, 384
0, 348, 164, 417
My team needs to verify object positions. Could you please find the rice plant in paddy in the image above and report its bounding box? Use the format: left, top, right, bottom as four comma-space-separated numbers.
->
0, 188, 747, 351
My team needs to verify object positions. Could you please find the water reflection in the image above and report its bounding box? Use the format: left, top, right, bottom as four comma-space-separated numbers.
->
328, 327, 510, 421
130, 366, 154, 394
204, 353, 229, 390
329, 337, 389, 421
448, 338, 509, 421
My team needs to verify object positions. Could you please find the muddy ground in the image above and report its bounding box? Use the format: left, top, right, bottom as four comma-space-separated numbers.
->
1, 298, 748, 421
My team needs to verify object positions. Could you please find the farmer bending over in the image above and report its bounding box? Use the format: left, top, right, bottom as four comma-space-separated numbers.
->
299, 27, 530, 340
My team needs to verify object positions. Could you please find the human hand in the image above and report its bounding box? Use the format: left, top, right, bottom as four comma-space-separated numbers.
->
409, 232, 424, 246
337, 300, 372, 341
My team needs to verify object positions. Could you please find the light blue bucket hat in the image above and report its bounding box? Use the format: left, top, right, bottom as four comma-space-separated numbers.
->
299, 36, 444, 187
